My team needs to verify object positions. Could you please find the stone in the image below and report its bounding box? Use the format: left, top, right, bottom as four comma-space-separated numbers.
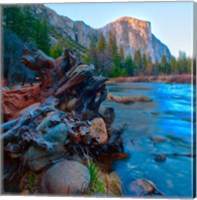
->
43, 123, 68, 143
136, 178, 163, 195
24, 145, 65, 172
24, 123, 67, 172
41, 160, 90, 195
150, 136, 166, 144
154, 154, 166, 162
89, 118, 108, 145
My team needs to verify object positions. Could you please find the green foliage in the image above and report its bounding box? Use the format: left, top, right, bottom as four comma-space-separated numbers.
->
3, 6, 51, 55
97, 33, 106, 53
124, 55, 135, 76
50, 40, 64, 58
34, 19, 50, 55
88, 162, 106, 193
107, 30, 117, 55
119, 46, 124, 61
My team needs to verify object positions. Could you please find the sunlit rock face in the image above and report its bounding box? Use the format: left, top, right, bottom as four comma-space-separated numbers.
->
99, 17, 171, 62
27, 5, 171, 62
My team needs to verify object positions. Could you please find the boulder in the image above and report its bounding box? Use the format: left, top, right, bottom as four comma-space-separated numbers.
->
41, 160, 90, 195
24, 145, 65, 172
89, 118, 108, 145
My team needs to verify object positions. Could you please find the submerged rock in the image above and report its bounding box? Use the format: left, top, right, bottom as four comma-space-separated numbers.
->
150, 136, 166, 144
41, 160, 90, 195
89, 118, 108, 145
154, 154, 166, 162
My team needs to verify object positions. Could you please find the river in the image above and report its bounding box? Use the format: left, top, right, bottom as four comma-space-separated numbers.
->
104, 82, 195, 198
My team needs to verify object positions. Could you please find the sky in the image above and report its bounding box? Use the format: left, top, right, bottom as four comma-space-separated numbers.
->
45, 2, 194, 58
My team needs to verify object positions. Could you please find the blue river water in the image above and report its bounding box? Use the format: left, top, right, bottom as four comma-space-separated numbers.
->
104, 82, 195, 198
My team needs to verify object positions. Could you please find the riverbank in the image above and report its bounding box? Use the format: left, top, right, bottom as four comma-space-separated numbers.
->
106, 74, 194, 84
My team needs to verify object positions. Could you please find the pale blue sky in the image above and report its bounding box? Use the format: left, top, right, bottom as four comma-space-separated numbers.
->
45, 2, 193, 58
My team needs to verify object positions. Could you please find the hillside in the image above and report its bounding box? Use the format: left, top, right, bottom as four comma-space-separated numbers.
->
28, 4, 171, 62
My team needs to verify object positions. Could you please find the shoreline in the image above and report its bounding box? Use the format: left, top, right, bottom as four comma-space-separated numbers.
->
106, 74, 195, 85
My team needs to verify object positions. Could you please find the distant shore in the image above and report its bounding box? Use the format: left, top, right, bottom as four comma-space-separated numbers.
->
106, 74, 195, 84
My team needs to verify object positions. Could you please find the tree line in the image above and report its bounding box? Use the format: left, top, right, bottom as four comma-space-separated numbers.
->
84, 32, 192, 77
3, 6, 192, 85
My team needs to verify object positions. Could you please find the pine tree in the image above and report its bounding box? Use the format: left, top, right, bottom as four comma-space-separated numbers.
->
124, 55, 135, 76
134, 50, 142, 75
160, 55, 171, 74
3, 6, 25, 37
22, 6, 35, 42
119, 46, 124, 61
97, 33, 106, 53
33, 18, 50, 55
145, 55, 153, 75
142, 54, 147, 70
169, 56, 177, 74
107, 31, 118, 55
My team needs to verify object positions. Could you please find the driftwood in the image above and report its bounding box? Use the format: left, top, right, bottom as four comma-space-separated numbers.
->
3, 48, 82, 121
1, 47, 127, 193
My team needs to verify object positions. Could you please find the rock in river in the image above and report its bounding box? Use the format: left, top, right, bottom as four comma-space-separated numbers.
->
41, 160, 90, 195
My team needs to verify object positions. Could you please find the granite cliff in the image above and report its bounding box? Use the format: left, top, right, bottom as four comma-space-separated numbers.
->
28, 4, 171, 62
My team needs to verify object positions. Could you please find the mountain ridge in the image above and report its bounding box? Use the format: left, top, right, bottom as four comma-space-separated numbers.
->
29, 4, 171, 62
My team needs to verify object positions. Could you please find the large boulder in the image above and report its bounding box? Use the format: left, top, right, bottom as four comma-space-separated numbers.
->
24, 145, 65, 172
40, 160, 90, 195
89, 118, 108, 145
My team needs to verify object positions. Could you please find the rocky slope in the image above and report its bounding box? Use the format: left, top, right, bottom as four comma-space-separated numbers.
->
27, 4, 171, 62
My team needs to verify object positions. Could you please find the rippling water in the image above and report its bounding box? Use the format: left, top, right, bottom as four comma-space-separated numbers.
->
104, 82, 195, 198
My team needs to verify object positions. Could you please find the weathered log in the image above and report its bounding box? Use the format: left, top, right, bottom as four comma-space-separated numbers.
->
2, 47, 128, 194
3, 48, 79, 121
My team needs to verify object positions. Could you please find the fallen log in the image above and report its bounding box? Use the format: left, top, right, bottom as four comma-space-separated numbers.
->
1, 47, 127, 194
